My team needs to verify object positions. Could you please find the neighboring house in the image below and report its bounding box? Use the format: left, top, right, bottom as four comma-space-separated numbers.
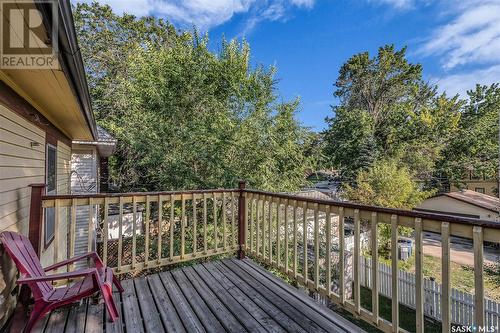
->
0, 1, 114, 325
450, 171, 498, 197
71, 125, 116, 266
415, 190, 500, 222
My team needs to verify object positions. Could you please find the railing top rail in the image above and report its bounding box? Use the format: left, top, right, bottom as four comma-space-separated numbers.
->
40, 186, 500, 229
41, 188, 239, 201
243, 189, 500, 229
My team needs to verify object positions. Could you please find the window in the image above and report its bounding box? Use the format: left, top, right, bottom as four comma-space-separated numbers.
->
475, 187, 485, 194
44, 144, 57, 246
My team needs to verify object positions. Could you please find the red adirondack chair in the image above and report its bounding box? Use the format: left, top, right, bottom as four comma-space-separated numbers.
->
0, 231, 124, 332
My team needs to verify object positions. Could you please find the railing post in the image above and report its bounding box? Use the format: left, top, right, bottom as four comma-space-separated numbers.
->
237, 180, 246, 259
28, 184, 45, 255
23, 184, 45, 308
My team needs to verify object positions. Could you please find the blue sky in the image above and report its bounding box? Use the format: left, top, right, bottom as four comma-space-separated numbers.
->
78, 0, 500, 131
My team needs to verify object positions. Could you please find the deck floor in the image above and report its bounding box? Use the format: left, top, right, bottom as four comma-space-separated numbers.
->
19, 258, 365, 333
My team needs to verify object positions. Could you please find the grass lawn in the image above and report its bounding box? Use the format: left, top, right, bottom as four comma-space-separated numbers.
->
329, 286, 443, 333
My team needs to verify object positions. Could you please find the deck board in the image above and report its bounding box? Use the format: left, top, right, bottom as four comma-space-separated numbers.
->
146, 274, 186, 333
134, 278, 164, 333
14, 258, 366, 333
171, 269, 226, 333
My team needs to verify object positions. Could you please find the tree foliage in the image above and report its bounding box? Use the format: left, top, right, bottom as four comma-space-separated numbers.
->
345, 159, 435, 253
324, 45, 463, 186
440, 84, 500, 189
74, 2, 312, 192
345, 159, 434, 209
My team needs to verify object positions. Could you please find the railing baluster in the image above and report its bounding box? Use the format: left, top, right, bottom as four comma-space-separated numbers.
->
131, 196, 137, 270
70, 198, 77, 270
232, 191, 236, 248
203, 193, 208, 254
371, 212, 379, 325
442, 222, 451, 332
214, 193, 218, 251
169, 194, 174, 260
415, 217, 423, 333
326, 205, 332, 297
102, 197, 109, 266
303, 201, 308, 284
242, 187, 249, 256
293, 200, 298, 278
262, 198, 266, 260
144, 196, 150, 267
193, 194, 197, 255
256, 195, 261, 256
354, 209, 360, 314
118, 196, 123, 272
181, 194, 185, 259
268, 197, 273, 264
339, 207, 345, 305
54, 199, 60, 265
223, 192, 227, 251
249, 194, 255, 254
391, 214, 399, 332
277, 199, 281, 267
285, 199, 289, 273
87, 198, 93, 253
250, 196, 254, 254
473, 226, 485, 327
157, 195, 162, 264
314, 203, 319, 290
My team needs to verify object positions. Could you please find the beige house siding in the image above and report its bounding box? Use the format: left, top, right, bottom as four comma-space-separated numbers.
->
0, 103, 46, 325
417, 196, 500, 222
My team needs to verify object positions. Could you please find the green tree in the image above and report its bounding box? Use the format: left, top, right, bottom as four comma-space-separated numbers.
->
345, 159, 433, 209
323, 45, 462, 184
74, 3, 312, 192
440, 84, 500, 191
345, 159, 434, 253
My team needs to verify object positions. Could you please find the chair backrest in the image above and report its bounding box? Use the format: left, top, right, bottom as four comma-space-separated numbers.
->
0, 231, 53, 299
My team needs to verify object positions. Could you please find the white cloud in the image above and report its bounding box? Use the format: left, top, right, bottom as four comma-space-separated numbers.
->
369, 0, 415, 10
420, 1, 500, 69
75, 0, 314, 30
290, 0, 315, 8
432, 65, 500, 97
413, 0, 500, 96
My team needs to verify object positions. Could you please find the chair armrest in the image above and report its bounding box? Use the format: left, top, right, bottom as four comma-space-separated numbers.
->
44, 252, 103, 271
17, 268, 98, 284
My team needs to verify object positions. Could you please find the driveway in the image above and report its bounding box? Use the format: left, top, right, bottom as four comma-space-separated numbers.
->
423, 232, 499, 266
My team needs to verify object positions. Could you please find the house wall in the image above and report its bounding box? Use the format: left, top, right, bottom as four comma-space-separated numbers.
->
417, 196, 499, 221
0, 83, 74, 327
451, 181, 498, 197
0, 103, 46, 324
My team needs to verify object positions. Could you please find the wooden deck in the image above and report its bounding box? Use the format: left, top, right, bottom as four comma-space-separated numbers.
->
20, 258, 365, 333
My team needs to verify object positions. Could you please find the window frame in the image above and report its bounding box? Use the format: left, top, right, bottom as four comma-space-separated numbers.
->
44, 143, 57, 248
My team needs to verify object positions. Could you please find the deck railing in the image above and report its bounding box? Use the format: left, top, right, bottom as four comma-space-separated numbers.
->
41, 188, 241, 274
36, 183, 500, 333
242, 189, 500, 333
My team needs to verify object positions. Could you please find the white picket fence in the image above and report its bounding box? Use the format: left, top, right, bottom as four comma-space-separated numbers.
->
359, 257, 500, 328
